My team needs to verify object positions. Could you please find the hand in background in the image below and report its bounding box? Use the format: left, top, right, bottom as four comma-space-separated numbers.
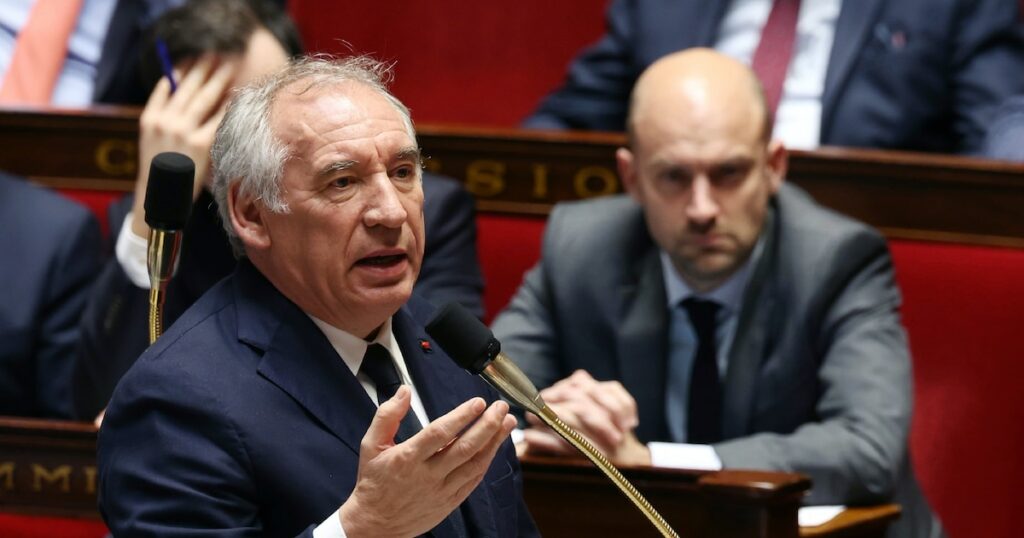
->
522, 369, 651, 466
339, 387, 516, 538
130, 54, 240, 238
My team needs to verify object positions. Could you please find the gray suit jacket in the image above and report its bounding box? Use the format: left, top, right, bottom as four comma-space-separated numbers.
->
492, 184, 941, 537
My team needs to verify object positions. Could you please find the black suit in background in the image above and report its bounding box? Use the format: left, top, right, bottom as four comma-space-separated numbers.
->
0, 173, 101, 418
74, 173, 484, 419
526, 0, 1024, 154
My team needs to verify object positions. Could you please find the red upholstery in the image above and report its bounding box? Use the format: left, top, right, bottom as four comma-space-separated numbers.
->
0, 515, 106, 538
892, 240, 1024, 538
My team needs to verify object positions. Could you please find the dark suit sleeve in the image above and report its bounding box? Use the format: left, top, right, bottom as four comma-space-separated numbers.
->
950, 0, 1024, 153
73, 196, 151, 420
34, 208, 102, 418
714, 231, 911, 505
522, 0, 638, 131
417, 174, 485, 319
981, 95, 1024, 161
99, 364, 317, 537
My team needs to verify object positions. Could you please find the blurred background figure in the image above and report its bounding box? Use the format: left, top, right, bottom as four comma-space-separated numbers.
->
73, 0, 484, 421
524, 0, 1024, 155
0, 0, 289, 108
0, 172, 100, 418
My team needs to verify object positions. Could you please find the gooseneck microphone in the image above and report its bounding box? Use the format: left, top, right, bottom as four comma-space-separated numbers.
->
425, 303, 680, 538
144, 152, 195, 344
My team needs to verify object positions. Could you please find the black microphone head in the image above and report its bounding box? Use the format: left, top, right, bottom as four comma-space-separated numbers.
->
144, 152, 195, 230
425, 303, 500, 374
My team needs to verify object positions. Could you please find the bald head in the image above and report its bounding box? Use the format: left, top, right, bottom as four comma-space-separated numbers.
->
626, 48, 770, 148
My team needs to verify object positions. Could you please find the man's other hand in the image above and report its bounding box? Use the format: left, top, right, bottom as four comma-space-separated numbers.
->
522, 369, 651, 466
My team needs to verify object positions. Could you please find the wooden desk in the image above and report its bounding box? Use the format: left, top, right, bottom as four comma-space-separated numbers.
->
0, 418, 898, 537
1, 107, 1023, 247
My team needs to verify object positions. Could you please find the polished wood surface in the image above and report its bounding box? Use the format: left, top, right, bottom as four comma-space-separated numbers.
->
0, 417, 897, 536
520, 454, 898, 538
2, 106, 1023, 247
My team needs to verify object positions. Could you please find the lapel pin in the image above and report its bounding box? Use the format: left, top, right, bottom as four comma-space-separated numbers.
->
418, 339, 433, 353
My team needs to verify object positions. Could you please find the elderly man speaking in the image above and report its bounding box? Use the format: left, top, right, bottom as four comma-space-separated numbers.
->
98, 57, 538, 538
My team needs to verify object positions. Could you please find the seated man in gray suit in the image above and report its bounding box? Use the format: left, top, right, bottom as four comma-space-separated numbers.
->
493, 48, 942, 538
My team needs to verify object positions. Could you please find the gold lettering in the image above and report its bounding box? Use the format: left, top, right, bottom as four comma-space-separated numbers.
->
32, 464, 71, 493
83, 466, 98, 495
95, 139, 138, 177
531, 164, 549, 199
573, 166, 619, 198
0, 462, 13, 491
465, 160, 506, 197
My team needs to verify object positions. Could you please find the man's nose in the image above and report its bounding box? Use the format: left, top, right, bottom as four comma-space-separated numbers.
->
364, 174, 408, 228
686, 176, 719, 224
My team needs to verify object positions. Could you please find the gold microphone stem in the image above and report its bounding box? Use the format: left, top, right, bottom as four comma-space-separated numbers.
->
535, 405, 680, 538
147, 229, 181, 345
148, 286, 165, 345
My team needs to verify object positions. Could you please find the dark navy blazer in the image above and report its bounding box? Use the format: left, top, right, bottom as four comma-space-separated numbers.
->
98, 260, 536, 537
526, 0, 1024, 154
0, 173, 100, 418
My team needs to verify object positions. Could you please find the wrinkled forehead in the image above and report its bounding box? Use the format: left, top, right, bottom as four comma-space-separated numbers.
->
269, 81, 414, 151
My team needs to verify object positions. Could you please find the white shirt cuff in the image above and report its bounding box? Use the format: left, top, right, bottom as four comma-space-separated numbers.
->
115, 212, 154, 289
312, 509, 347, 538
647, 442, 723, 470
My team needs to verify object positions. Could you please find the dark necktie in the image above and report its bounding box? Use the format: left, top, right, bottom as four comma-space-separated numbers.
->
751, 0, 802, 117
682, 298, 722, 444
360, 344, 423, 442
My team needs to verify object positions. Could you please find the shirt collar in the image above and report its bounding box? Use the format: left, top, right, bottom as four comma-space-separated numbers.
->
659, 234, 766, 315
308, 316, 400, 376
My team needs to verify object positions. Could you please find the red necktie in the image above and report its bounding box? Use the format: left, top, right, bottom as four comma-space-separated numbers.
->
0, 0, 86, 105
750, 0, 801, 118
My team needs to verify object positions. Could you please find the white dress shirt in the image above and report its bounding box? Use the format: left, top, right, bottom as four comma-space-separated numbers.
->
0, 0, 118, 106
714, 0, 843, 150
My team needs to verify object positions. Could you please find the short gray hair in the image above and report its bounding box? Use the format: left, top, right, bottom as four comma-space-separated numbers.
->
211, 55, 417, 256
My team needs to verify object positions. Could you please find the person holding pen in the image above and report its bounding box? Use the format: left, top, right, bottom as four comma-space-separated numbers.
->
73, 0, 487, 422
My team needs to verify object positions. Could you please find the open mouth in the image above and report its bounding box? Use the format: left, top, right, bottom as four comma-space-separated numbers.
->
356, 254, 406, 268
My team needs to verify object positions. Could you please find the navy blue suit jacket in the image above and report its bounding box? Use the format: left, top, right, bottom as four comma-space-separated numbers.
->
526, 0, 1024, 154
74, 173, 484, 419
0, 173, 101, 418
98, 260, 536, 537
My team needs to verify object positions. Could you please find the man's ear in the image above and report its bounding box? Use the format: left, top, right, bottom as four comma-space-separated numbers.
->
765, 139, 788, 194
228, 182, 272, 251
616, 147, 642, 202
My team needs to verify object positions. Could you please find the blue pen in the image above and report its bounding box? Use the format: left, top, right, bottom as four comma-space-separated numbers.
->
156, 38, 177, 93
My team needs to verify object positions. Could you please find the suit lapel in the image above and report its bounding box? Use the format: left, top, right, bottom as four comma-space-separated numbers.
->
232, 262, 375, 457
616, 247, 670, 443
821, 0, 885, 136
722, 207, 780, 439
395, 306, 498, 538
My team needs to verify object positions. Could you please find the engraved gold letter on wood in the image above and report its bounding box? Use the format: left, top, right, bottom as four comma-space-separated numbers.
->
96, 139, 138, 177
531, 164, 549, 199
0, 462, 13, 491
32, 464, 71, 493
573, 166, 619, 198
465, 160, 506, 197
84, 466, 98, 495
